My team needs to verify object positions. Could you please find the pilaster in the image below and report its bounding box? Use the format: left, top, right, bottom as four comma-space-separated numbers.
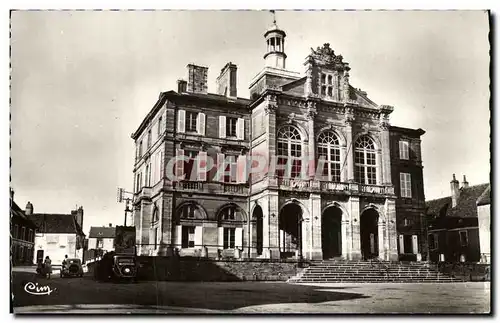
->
344, 109, 355, 182
310, 193, 322, 260
385, 198, 398, 261
348, 196, 361, 260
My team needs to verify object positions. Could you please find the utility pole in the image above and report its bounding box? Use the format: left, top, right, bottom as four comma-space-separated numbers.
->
117, 188, 134, 226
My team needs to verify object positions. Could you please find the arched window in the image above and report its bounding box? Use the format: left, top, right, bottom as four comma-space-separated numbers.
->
354, 135, 377, 185
317, 131, 341, 182
277, 125, 302, 178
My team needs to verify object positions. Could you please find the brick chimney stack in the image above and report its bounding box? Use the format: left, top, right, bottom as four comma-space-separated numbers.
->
216, 62, 237, 97
187, 64, 208, 94
25, 201, 33, 215
177, 79, 187, 93
462, 175, 469, 189
450, 174, 460, 208
109, 223, 112, 227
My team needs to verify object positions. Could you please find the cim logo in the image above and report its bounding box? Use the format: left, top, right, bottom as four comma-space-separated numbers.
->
24, 282, 56, 296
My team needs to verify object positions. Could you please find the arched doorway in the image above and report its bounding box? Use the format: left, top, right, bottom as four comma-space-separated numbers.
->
279, 203, 303, 259
360, 208, 379, 260
252, 205, 264, 256
322, 206, 342, 259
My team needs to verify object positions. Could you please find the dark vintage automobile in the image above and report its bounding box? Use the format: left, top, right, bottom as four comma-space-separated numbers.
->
94, 251, 137, 282
60, 258, 84, 278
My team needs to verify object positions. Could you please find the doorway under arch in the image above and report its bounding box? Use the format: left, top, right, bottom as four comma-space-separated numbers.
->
360, 208, 379, 260
252, 205, 264, 256
322, 206, 342, 259
279, 203, 303, 259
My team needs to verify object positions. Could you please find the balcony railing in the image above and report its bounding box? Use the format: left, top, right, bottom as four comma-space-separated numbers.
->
172, 181, 248, 195
277, 178, 395, 196
223, 183, 247, 194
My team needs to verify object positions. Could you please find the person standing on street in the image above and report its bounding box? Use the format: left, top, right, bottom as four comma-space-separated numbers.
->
44, 256, 52, 279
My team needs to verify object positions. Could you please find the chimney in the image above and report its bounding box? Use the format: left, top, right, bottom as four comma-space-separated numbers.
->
450, 174, 460, 208
109, 223, 112, 227
177, 79, 187, 93
462, 175, 469, 189
76, 206, 84, 229
187, 64, 208, 94
216, 62, 237, 97
25, 201, 33, 215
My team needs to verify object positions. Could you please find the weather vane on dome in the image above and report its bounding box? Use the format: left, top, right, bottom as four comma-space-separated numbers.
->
270, 10, 276, 24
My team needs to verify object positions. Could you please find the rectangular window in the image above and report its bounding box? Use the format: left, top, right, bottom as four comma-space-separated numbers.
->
459, 231, 468, 247
429, 234, 438, 250
226, 117, 238, 137
400, 173, 412, 198
14, 225, 18, 239
223, 227, 235, 249
29, 229, 33, 242
158, 116, 163, 136
321, 74, 326, 84
147, 130, 152, 148
138, 141, 143, 157
21, 227, 26, 241
182, 226, 195, 248
186, 111, 198, 132
184, 150, 199, 181
97, 238, 103, 249
224, 155, 238, 183
399, 140, 409, 160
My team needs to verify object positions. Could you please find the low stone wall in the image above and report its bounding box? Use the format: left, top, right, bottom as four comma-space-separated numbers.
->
135, 257, 306, 282
436, 262, 490, 281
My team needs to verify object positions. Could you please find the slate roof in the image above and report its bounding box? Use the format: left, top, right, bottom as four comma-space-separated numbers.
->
477, 184, 491, 206
89, 226, 116, 238
28, 213, 85, 236
426, 183, 490, 219
10, 199, 37, 227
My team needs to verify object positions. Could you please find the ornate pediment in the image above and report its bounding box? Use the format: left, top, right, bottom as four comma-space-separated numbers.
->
310, 43, 350, 70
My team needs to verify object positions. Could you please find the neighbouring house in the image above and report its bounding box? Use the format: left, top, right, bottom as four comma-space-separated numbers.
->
426, 174, 490, 263
130, 18, 427, 261
476, 185, 491, 264
88, 224, 116, 253
10, 190, 37, 266
27, 203, 86, 266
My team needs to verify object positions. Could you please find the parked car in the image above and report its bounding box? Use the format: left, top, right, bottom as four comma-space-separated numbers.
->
94, 251, 137, 282
60, 258, 84, 278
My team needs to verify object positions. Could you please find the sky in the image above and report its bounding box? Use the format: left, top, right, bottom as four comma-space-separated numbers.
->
10, 10, 490, 234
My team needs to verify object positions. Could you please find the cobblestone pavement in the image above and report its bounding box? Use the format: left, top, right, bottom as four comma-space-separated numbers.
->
11, 272, 490, 314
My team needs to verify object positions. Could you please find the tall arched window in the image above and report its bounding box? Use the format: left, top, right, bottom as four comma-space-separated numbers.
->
277, 125, 302, 178
354, 135, 377, 185
317, 131, 341, 182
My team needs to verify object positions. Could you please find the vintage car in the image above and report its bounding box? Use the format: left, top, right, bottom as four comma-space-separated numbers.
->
60, 258, 84, 278
94, 251, 137, 282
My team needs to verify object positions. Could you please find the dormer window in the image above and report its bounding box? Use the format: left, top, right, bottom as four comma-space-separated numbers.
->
320, 73, 334, 98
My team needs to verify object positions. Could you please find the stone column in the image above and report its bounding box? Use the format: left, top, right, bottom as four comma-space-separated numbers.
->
379, 117, 392, 185
348, 196, 361, 260
265, 94, 278, 186
267, 191, 280, 259
377, 219, 386, 260
344, 110, 355, 182
310, 193, 322, 260
376, 150, 383, 185
306, 102, 317, 179
385, 198, 398, 261
341, 217, 349, 259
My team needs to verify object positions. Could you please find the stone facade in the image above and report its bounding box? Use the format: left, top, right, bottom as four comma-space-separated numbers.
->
131, 22, 426, 262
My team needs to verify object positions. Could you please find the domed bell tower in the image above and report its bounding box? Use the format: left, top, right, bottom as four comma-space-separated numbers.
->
264, 11, 287, 69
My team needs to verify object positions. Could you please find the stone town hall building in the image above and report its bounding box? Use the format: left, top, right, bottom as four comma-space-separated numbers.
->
131, 21, 426, 262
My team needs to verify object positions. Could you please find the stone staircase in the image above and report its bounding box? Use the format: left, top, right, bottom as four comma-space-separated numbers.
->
288, 260, 464, 283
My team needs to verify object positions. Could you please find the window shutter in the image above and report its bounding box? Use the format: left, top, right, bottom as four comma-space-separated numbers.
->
236, 118, 244, 140
399, 173, 405, 197
198, 151, 207, 181
197, 112, 206, 136
178, 110, 186, 133
176, 149, 184, 180
235, 227, 243, 249
399, 235, 405, 254
195, 226, 203, 248
159, 151, 164, 180
219, 116, 226, 138
236, 155, 247, 184
406, 174, 412, 198
218, 227, 224, 249
412, 235, 418, 255
176, 225, 182, 249
216, 153, 225, 182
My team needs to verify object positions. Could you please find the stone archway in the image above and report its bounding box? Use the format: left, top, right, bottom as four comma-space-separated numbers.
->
252, 205, 264, 256
279, 203, 303, 259
322, 206, 342, 259
360, 208, 379, 260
